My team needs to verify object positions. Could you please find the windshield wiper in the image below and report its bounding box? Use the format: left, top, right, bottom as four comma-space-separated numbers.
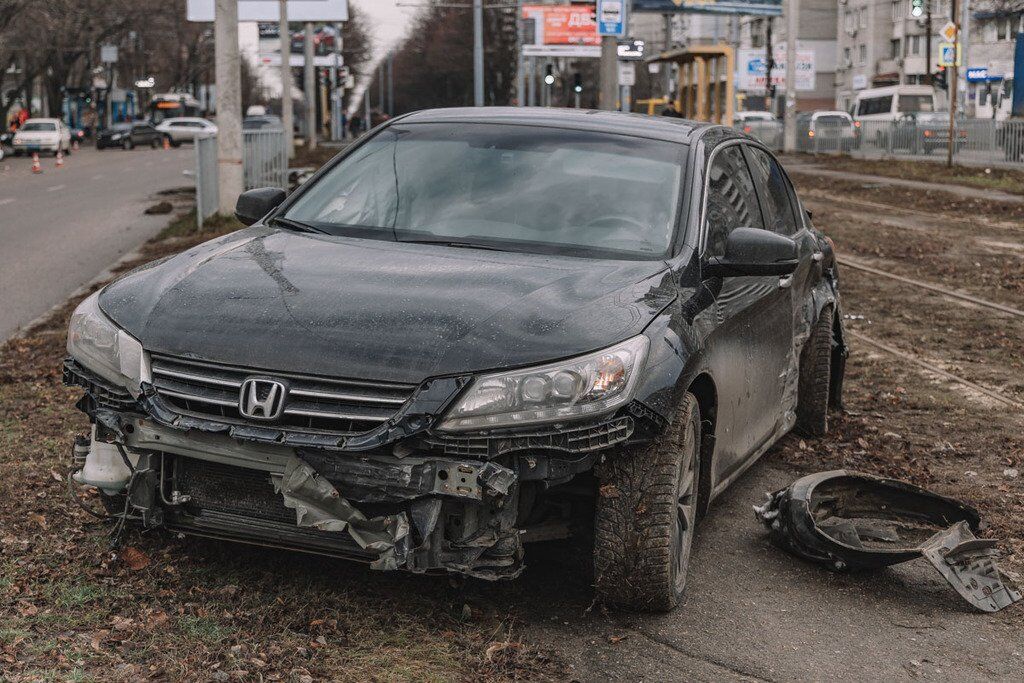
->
397, 238, 509, 252
270, 216, 328, 234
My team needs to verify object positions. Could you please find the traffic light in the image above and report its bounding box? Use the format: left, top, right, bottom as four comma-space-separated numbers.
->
911, 0, 924, 17
573, 73, 583, 94
544, 64, 555, 86
933, 66, 947, 90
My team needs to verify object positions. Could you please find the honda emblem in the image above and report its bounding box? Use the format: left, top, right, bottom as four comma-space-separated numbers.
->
239, 377, 288, 421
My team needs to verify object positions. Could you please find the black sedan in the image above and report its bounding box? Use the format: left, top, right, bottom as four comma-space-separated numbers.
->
64, 108, 845, 611
96, 121, 163, 150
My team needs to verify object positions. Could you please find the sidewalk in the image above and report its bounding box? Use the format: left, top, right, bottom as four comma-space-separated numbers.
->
780, 161, 1024, 206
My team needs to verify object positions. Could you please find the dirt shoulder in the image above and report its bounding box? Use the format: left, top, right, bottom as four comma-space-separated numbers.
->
783, 153, 1024, 197
0, 212, 564, 682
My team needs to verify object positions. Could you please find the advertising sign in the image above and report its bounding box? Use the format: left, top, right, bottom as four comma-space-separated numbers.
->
597, 0, 626, 37
632, 0, 782, 17
617, 39, 647, 61
618, 62, 636, 86
522, 4, 600, 58
187, 0, 348, 22
737, 48, 816, 91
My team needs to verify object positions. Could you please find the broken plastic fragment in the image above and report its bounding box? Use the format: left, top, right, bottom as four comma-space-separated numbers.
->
753, 469, 1022, 613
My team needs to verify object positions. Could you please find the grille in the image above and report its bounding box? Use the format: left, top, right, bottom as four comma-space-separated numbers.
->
149, 353, 416, 436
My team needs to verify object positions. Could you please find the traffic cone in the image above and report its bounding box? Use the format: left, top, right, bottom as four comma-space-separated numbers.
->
55, 149, 64, 168
162, 136, 170, 150
31, 152, 42, 174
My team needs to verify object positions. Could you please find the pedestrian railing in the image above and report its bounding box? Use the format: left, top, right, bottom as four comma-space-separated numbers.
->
738, 117, 1024, 168
194, 131, 288, 228
195, 135, 218, 228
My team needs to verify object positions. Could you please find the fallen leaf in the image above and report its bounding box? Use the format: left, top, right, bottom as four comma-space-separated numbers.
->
16, 600, 38, 617
608, 634, 628, 644
121, 547, 151, 571
599, 483, 620, 498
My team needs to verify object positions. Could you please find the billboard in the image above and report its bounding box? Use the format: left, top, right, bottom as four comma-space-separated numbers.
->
737, 48, 816, 91
632, 0, 782, 17
187, 0, 348, 22
522, 4, 600, 57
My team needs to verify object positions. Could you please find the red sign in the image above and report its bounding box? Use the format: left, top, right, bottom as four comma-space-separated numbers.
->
523, 4, 599, 46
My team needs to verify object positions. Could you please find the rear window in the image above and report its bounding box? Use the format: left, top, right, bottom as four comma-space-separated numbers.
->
815, 116, 850, 126
21, 122, 57, 132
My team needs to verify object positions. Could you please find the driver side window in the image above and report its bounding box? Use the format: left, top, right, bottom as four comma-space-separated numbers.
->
704, 145, 763, 258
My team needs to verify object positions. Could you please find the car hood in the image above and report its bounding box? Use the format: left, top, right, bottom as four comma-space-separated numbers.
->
99, 227, 675, 384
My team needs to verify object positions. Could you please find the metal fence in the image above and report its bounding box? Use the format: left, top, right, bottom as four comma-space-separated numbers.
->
194, 131, 288, 228
740, 118, 1024, 168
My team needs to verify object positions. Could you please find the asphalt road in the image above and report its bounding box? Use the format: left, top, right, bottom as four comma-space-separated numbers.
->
509, 458, 1024, 681
0, 145, 192, 342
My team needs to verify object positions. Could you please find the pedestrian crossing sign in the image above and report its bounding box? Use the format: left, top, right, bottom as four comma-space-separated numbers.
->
938, 42, 960, 67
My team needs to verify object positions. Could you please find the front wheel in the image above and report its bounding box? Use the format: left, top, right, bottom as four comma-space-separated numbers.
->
594, 393, 702, 612
795, 305, 834, 437
123, 138, 133, 151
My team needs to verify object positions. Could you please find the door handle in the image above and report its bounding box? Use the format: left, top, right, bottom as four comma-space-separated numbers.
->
778, 274, 794, 289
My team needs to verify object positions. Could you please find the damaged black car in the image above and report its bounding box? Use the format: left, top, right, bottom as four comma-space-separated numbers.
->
65, 108, 846, 611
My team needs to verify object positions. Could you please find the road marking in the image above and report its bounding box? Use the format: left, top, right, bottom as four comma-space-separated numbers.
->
0, 198, 14, 206
46, 184, 65, 192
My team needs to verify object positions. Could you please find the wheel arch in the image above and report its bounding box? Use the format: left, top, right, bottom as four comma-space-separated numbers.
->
686, 372, 718, 519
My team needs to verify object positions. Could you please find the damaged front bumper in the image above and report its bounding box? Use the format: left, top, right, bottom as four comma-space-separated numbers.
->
66, 358, 647, 580
754, 470, 1022, 613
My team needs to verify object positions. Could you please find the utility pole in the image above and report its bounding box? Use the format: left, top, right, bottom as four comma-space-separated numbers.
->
662, 14, 672, 99
304, 22, 317, 150
331, 24, 343, 141
947, 0, 959, 167
214, 0, 243, 215
782, 0, 798, 152
527, 57, 536, 106
279, 0, 294, 157
960, 0, 970, 117
925, 6, 932, 85
599, 36, 618, 110
516, 0, 525, 106
473, 0, 484, 106
766, 18, 775, 113
387, 51, 394, 116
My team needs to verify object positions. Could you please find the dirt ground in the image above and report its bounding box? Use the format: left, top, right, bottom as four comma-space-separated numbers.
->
2, 156, 1022, 681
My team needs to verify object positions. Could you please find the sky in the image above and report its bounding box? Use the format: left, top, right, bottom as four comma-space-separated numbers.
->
348, 0, 418, 111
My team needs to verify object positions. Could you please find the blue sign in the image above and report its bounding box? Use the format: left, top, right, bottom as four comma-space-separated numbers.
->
597, 0, 626, 37
632, 0, 782, 17
966, 67, 1002, 82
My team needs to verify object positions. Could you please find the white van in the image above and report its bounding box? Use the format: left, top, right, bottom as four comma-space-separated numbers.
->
853, 85, 941, 122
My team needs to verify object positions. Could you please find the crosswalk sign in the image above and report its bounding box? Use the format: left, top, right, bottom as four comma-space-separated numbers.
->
938, 42, 961, 67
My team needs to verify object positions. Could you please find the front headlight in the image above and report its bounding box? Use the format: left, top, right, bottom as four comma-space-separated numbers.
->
110, 133, 122, 141
438, 336, 649, 432
67, 291, 146, 395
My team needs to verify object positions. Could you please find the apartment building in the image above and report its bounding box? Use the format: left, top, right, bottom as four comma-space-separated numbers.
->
739, 0, 839, 112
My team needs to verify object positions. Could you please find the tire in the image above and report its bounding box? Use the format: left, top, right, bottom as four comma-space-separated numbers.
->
594, 393, 702, 612
151, 137, 160, 149
123, 138, 133, 151
795, 305, 834, 438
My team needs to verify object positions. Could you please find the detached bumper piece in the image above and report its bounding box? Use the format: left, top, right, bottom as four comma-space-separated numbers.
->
152, 452, 522, 580
754, 470, 1022, 613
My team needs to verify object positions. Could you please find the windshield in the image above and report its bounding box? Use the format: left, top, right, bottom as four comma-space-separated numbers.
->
899, 94, 934, 112
22, 122, 56, 132
284, 123, 685, 259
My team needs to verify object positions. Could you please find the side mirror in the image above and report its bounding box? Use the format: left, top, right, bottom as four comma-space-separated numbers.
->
705, 227, 799, 278
235, 187, 286, 226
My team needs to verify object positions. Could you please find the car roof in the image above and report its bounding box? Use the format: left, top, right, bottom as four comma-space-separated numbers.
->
25, 118, 60, 124
812, 110, 851, 118
395, 107, 710, 144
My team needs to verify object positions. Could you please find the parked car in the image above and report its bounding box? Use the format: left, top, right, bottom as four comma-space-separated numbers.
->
64, 108, 846, 612
734, 110, 783, 149
155, 117, 218, 146
0, 130, 11, 160
243, 114, 284, 132
853, 85, 940, 123
11, 118, 72, 156
799, 111, 858, 152
888, 112, 967, 154
96, 121, 163, 150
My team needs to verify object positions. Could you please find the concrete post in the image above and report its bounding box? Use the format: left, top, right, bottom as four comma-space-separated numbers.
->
782, 0, 798, 152
599, 36, 618, 111
473, 0, 484, 106
304, 22, 317, 150
279, 0, 294, 157
214, 0, 243, 215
